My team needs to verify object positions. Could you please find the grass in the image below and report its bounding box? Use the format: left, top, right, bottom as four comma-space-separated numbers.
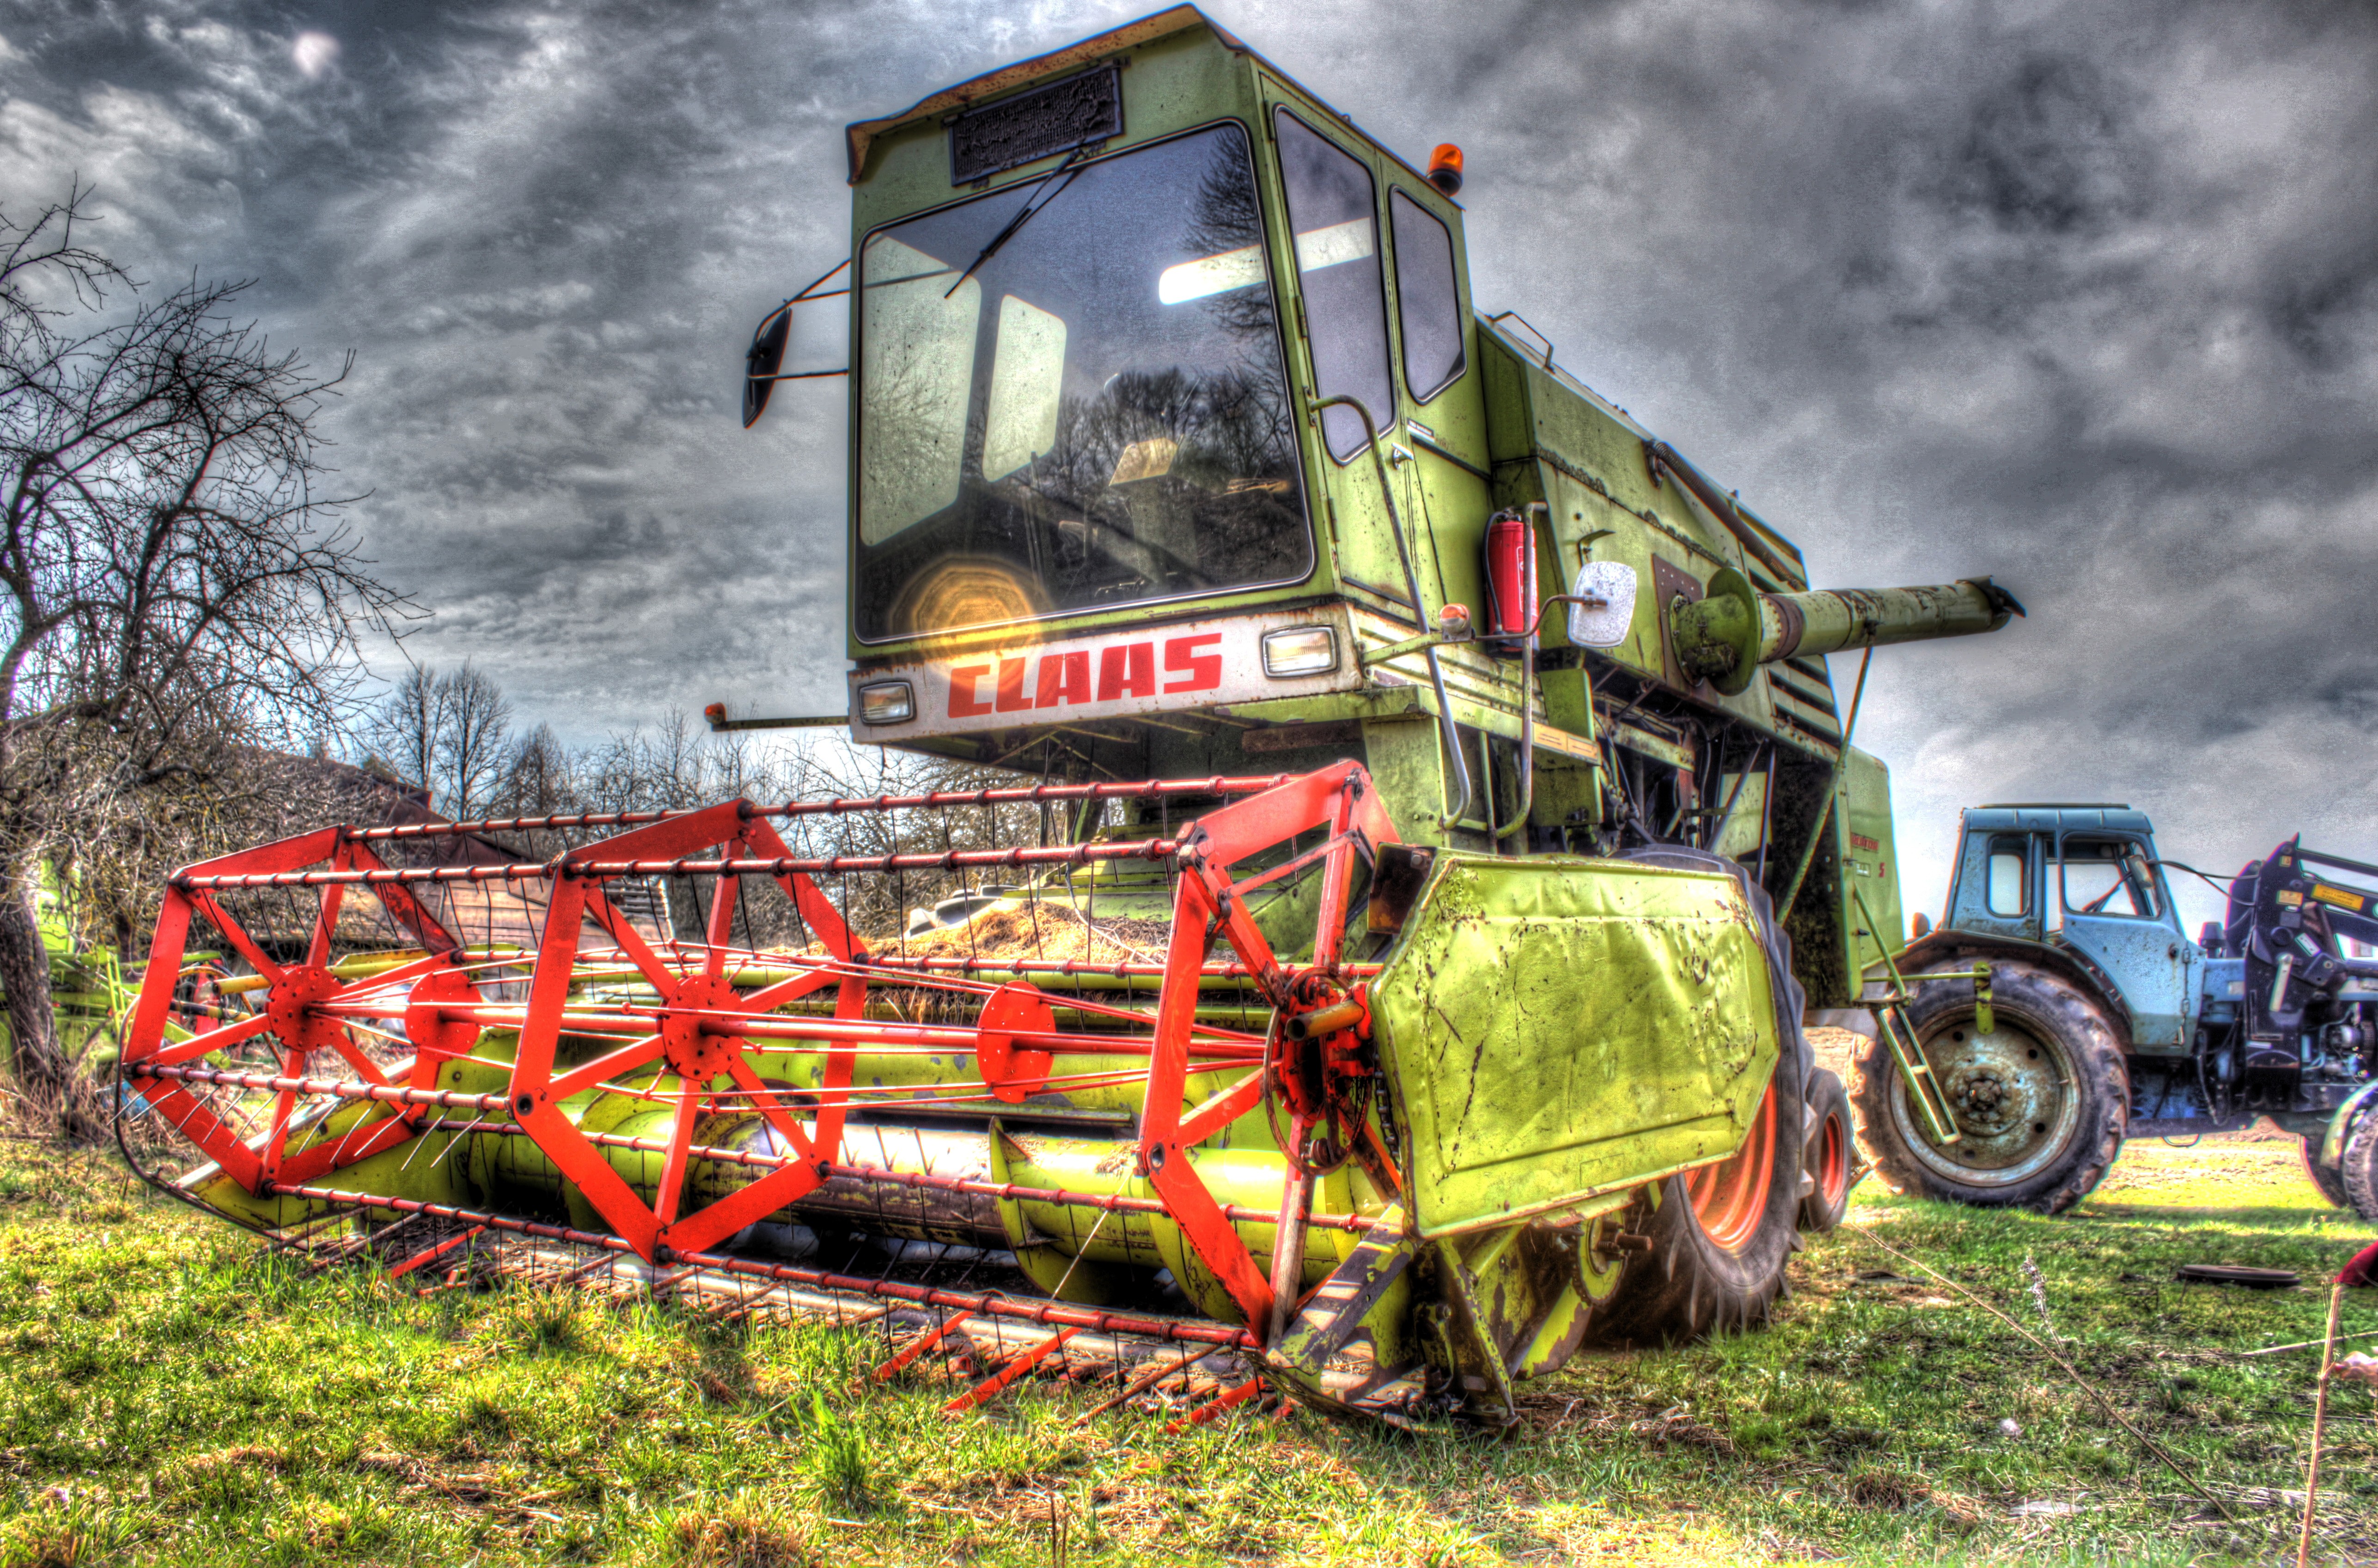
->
0, 1138, 2365, 1565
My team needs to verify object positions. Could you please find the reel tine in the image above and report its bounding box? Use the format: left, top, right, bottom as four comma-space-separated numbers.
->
384, 1222, 484, 1282
1071, 1341, 1211, 1427
1165, 1375, 1268, 1434
944, 1325, 1079, 1415
868, 1307, 972, 1385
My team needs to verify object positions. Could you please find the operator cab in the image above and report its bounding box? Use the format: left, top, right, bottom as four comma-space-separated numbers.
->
1943, 804, 2197, 1049
819, 6, 1497, 728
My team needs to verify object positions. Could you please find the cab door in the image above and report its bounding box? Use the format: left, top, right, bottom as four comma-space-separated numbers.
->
1947, 830, 2044, 945
1377, 177, 1494, 629
1263, 98, 1419, 622
1263, 98, 1495, 630
2053, 831, 2195, 1049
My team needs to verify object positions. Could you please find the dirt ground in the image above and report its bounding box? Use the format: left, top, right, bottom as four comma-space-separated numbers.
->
1807, 1023, 1867, 1091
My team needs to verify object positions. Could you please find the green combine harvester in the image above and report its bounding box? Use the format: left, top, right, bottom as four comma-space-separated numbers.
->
121, 6, 2020, 1426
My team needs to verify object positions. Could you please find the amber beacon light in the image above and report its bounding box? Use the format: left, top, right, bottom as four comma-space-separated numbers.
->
1427, 143, 1464, 195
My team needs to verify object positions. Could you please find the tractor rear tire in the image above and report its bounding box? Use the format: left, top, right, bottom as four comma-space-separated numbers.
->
2300, 1135, 2350, 1209
1853, 960, 2128, 1215
2344, 1114, 2378, 1222
1591, 847, 1810, 1346
1799, 1068, 1854, 1232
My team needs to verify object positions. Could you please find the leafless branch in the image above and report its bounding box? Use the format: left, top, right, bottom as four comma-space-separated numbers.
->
0, 188, 415, 1128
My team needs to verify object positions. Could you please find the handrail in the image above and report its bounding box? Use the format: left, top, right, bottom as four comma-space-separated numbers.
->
1645, 440, 1803, 588
1311, 395, 1475, 830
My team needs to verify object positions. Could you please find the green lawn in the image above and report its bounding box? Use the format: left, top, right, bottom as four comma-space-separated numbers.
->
0, 1137, 2367, 1566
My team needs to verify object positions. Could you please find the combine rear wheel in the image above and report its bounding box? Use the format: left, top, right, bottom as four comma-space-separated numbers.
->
1799, 1068, 1854, 1232
1592, 847, 1810, 1345
1591, 1073, 1806, 1344
1854, 960, 2127, 1214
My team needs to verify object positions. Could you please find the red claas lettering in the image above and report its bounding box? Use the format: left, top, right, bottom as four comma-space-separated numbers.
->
1163, 634, 1222, 694
1035, 650, 1093, 708
1097, 642, 1158, 702
948, 635, 1221, 719
994, 657, 1033, 713
949, 665, 993, 717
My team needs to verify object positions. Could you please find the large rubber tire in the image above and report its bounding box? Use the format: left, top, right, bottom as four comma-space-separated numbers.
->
2300, 1135, 2351, 1209
1853, 959, 2128, 1214
1799, 1068, 1854, 1232
1591, 848, 1811, 1346
2344, 1113, 2378, 1223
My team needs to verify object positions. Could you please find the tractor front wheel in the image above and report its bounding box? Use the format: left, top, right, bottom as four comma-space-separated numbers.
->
1853, 960, 2128, 1214
2343, 1114, 2378, 1222
2300, 1135, 2350, 1209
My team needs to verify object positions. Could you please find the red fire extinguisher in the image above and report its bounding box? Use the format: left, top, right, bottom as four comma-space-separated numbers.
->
1482, 508, 1535, 644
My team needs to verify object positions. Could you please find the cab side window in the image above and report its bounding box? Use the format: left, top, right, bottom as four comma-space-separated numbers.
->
1274, 109, 1392, 461
1388, 189, 1464, 402
1985, 836, 2030, 917
2057, 836, 2162, 921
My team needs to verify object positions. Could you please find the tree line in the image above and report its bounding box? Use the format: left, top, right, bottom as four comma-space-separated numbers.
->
355, 662, 781, 821
352, 662, 1051, 956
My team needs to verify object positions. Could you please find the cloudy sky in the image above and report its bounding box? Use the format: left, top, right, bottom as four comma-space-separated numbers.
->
4, 0, 2375, 923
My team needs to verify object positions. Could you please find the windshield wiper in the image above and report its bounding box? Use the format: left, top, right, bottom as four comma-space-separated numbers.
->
944, 146, 1087, 299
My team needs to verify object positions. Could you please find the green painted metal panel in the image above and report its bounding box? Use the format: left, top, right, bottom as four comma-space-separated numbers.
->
1473, 328, 1793, 746
1370, 854, 1780, 1238
1839, 747, 1904, 985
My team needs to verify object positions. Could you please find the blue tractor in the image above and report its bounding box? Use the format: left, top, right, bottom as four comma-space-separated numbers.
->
1851, 805, 2378, 1216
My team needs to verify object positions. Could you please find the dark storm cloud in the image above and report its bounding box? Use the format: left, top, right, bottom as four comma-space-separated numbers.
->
3, 0, 2375, 919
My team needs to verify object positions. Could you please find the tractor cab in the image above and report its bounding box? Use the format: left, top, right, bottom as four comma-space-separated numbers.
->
1940, 805, 2200, 1050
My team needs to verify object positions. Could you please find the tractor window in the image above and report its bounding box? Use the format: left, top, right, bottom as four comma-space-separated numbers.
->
1388, 190, 1464, 402
2057, 837, 2162, 922
1986, 838, 2029, 917
1274, 110, 1393, 461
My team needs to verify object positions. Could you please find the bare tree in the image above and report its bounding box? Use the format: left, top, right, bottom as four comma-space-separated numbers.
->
361, 662, 511, 819
435, 665, 511, 820
0, 189, 408, 1130
582, 711, 732, 814
498, 722, 576, 818
360, 664, 440, 794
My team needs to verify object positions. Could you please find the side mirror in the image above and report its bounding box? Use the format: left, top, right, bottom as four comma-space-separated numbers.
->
1566, 561, 1637, 648
742, 305, 791, 429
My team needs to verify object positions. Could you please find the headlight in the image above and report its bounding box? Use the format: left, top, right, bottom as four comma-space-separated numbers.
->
1260, 626, 1338, 678
857, 680, 915, 725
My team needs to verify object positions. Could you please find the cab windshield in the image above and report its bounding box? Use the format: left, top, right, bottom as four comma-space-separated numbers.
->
854, 122, 1311, 641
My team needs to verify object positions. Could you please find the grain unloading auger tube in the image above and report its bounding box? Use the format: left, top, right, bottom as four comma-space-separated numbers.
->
118, 761, 1806, 1426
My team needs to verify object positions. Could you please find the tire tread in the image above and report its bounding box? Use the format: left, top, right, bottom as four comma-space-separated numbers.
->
2302, 1135, 2351, 1210
2344, 1115, 2378, 1222
1799, 1068, 1854, 1232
